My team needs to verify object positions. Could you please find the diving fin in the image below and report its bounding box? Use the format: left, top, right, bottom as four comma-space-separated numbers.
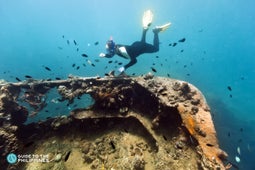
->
153, 22, 171, 33
143, 10, 153, 29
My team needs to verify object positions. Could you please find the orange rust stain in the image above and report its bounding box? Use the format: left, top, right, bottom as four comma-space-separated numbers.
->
186, 116, 196, 135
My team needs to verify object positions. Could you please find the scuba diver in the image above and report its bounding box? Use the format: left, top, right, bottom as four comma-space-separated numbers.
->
99, 10, 171, 73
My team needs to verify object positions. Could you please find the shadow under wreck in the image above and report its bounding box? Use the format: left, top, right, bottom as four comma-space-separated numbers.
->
0, 74, 228, 169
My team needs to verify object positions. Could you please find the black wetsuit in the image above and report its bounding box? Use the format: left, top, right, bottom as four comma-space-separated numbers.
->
105, 29, 159, 70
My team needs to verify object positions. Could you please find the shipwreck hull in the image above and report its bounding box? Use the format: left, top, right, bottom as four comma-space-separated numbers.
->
0, 75, 227, 169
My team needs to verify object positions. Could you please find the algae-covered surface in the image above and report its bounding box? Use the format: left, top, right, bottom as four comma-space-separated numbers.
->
1, 75, 227, 169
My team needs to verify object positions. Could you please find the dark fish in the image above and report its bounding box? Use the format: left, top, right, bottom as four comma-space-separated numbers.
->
227, 132, 231, 137
55, 77, 61, 80
108, 60, 113, 63
227, 86, 232, 91
152, 63, 155, 65
76, 66, 80, 70
94, 59, 100, 62
132, 73, 136, 76
44, 66, 51, 71
64, 151, 71, 162
168, 43, 172, 46
163, 135, 167, 141
16, 77, 21, 81
105, 73, 110, 76
25, 75, 32, 78
94, 41, 99, 45
77, 96, 81, 100
82, 63, 86, 67
45, 110, 49, 112
229, 94, 233, 98
62, 35, 65, 38
180, 49, 184, 53
67, 40, 70, 45
118, 62, 123, 65
109, 141, 115, 150
81, 54, 88, 57
240, 128, 243, 132
46, 78, 52, 81
72, 63, 76, 67
156, 56, 159, 58
151, 67, 157, 73
184, 65, 187, 68
172, 42, 177, 47
76, 48, 79, 51
73, 104, 78, 108
186, 73, 190, 76
73, 40, 77, 45
91, 63, 95, 67
178, 38, 186, 42
167, 73, 170, 77
240, 76, 244, 80
58, 46, 63, 50
24, 141, 34, 148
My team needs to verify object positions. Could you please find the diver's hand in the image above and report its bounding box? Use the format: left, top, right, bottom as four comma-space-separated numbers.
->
118, 66, 125, 73
99, 53, 106, 57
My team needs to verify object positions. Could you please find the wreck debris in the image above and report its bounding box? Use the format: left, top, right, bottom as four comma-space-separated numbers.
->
0, 74, 227, 169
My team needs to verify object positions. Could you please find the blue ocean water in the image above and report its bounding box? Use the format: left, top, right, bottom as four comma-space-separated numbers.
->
0, 0, 254, 169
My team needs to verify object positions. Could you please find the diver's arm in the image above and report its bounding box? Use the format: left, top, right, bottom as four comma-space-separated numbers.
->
99, 53, 114, 58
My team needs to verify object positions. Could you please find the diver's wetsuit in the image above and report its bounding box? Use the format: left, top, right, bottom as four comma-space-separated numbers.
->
105, 29, 159, 70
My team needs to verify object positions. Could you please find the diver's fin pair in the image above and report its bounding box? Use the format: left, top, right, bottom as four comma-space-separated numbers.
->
153, 22, 171, 33
143, 10, 153, 29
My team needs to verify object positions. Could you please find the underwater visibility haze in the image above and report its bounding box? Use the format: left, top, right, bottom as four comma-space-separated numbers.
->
1, 0, 255, 169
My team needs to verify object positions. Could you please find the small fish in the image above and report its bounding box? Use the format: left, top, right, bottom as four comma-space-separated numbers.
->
24, 141, 34, 148
172, 42, 177, 47
227, 86, 232, 91
76, 66, 80, 70
156, 56, 159, 58
81, 54, 88, 57
240, 128, 243, 132
229, 94, 233, 98
109, 141, 115, 150
58, 46, 63, 50
94, 41, 99, 45
82, 63, 86, 67
72, 63, 76, 67
44, 66, 51, 71
227, 132, 231, 137
45, 110, 49, 112
132, 73, 136, 76
178, 38, 186, 42
108, 60, 113, 63
76, 48, 79, 51
163, 135, 167, 141
180, 49, 184, 53
168, 43, 172, 46
64, 151, 71, 162
25, 75, 32, 78
16, 77, 21, 81
237, 147, 241, 155
167, 73, 170, 77
186, 73, 190, 76
55, 77, 61, 80
94, 59, 100, 62
73, 40, 77, 46
184, 65, 187, 68
118, 62, 123, 65
235, 156, 240, 163
91, 63, 95, 67
62, 35, 65, 38
67, 40, 70, 45
151, 67, 157, 73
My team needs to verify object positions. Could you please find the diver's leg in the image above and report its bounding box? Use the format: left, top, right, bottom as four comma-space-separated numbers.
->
141, 28, 148, 43
153, 32, 159, 52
